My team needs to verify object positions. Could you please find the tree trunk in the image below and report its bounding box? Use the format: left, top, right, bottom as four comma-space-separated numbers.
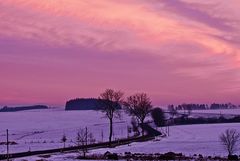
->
109, 118, 113, 145
141, 120, 144, 136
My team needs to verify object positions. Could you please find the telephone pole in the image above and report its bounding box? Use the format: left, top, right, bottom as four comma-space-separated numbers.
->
6, 129, 9, 161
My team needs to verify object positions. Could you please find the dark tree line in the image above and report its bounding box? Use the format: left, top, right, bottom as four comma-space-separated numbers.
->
65, 98, 121, 111
172, 115, 240, 125
0, 105, 48, 112
170, 103, 238, 111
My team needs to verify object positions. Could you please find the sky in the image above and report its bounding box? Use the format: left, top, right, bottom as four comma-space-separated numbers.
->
0, 0, 240, 107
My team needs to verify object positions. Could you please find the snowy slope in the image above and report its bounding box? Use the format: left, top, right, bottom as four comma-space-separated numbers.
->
0, 109, 132, 153
17, 123, 240, 161
91, 123, 240, 156
1, 108, 240, 158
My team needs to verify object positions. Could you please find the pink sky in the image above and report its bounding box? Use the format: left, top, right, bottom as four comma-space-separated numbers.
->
0, 0, 240, 107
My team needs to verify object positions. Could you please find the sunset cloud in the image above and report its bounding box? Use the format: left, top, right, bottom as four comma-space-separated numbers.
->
0, 0, 240, 106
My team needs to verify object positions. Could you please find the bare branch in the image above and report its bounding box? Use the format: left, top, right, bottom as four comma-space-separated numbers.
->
98, 89, 124, 144
219, 129, 240, 155
124, 93, 152, 136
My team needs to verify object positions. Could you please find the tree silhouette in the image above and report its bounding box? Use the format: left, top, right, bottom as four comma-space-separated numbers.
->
76, 127, 95, 158
98, 89, 124, 145
151, 107, 165, 127
220, 129, 240, 155
124, 93, 152, 136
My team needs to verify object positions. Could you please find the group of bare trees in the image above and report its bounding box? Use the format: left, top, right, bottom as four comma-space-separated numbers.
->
98, 89, 240, 157
58, 89, 153, 158
98, 89, 153, 145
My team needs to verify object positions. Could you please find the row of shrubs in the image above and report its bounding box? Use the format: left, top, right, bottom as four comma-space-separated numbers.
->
173, 115, 240, 125
74, 151, 239, 160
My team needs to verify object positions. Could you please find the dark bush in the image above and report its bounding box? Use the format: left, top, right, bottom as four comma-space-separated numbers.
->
228, 155, 238, 160
151, 107, 165, 127
104, 151, 118, 160
159, 152, 176, 160
173, 115, 240, 126
106, 153, 118, 160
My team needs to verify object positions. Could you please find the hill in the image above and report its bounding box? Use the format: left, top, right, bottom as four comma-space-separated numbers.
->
65, 98, 121, 110
0, 105, 48, 112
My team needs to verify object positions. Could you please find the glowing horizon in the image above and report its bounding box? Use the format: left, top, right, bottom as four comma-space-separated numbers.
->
0, 0, 240, 107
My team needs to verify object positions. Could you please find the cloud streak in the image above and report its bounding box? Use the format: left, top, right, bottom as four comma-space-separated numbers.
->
0, 0, 240, 106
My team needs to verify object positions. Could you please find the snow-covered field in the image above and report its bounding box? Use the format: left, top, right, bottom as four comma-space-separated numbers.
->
0, 109, 132, 154
1, 108, 240, 161
14, 152, 115, 161
18, 122, 240, 160
91, 123, 240, 156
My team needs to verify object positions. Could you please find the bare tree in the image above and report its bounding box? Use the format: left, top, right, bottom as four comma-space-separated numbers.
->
124, 93, 152, 136
98, 89, 124, 145
76, 127, 95, 158
220, 129, 240, 155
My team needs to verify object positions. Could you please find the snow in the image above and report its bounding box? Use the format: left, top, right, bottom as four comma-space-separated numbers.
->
13, 152, 79, 161
91, 123, 240, 156
1, 108, 240, 160
13, 152, 121, 161
17, 122, 240, 160
0, 109, 132, 153
14, 155, 123, 161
